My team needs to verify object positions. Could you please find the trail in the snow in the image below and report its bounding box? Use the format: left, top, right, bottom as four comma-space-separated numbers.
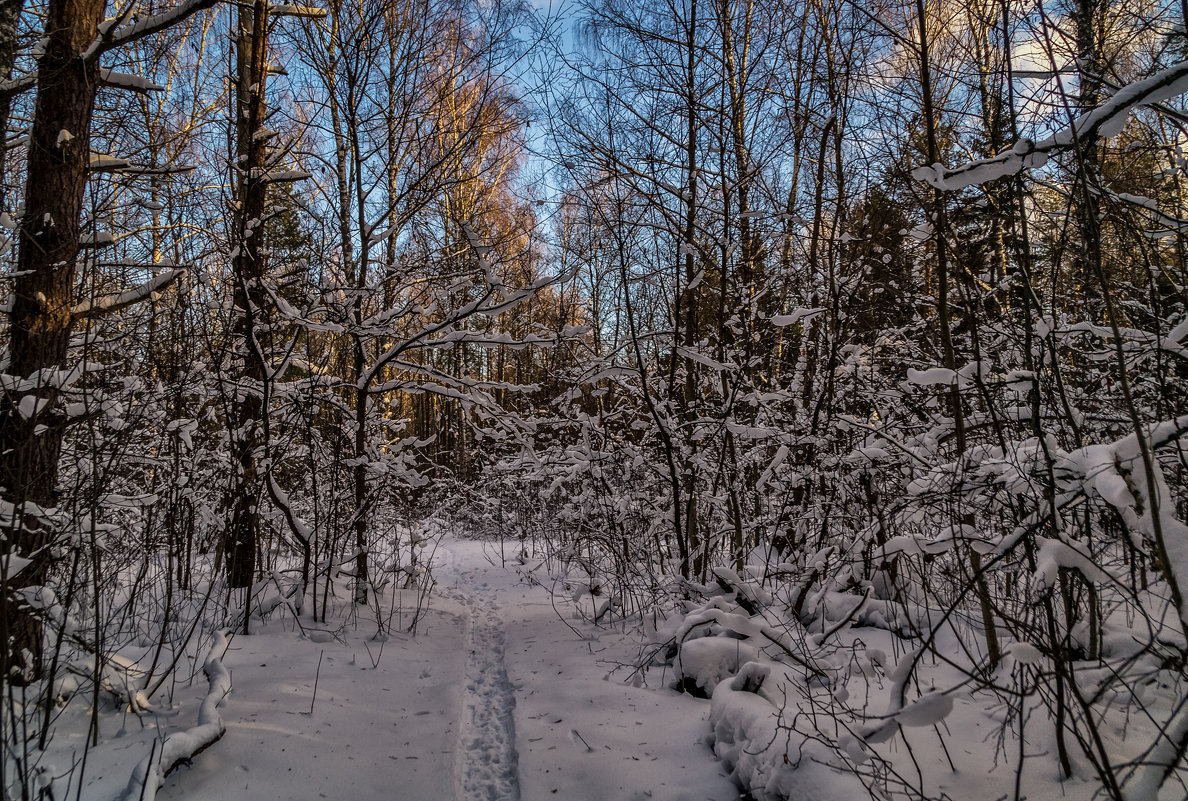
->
434, 536, 736, 801
444, 550, 521, 801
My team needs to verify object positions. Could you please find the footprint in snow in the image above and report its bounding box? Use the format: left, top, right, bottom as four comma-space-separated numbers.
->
454, 598, 520, 800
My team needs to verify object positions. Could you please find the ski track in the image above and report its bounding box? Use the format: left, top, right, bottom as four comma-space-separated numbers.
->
449, 562, 521, 801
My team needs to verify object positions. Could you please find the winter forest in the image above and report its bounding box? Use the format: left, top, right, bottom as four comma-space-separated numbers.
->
1, 0, 1187, 798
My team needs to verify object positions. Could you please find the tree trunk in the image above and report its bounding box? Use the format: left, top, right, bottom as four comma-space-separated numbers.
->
913, 0, 1000, 668
0, 0, 105, 685
226, 0, 272, 608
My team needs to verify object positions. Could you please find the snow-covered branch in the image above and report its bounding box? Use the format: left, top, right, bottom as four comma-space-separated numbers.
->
268, 4, 328, 18
83, 0, 223, 62
99, 68, 164, 93
913, 59, 1188, 191
359, 279, 547, 391
0, 73, 36, 99
265, 473, 313, 547
119, 631, 230, 801
71, 269, 183, 321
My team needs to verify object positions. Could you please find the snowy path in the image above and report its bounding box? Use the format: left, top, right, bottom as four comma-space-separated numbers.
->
439, 538, 737, 801
441, 553, 521, 800
96, 534, 739, 801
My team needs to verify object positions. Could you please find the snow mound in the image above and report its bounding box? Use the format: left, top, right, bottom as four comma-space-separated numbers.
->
675, 635, 761, 696
709, 662, 864, 801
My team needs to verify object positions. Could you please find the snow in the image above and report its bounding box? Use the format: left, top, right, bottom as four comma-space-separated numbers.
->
99, 69, 164, 93
1031, 535, 1112, 593
709, 662, 865, 801
1056, 415, 1188, 630
890, 690, 953, 728
268, 5, 329, 18
60, 536, 737, 801
648, 553, 1188, 801
258, 169, 312, 183
905, 366, 956, 386
676, 636, 762, 695
16, 393, 49, 419
905, 361, 989, 388
89, 154, 132, 172
79, 231, 115, 246
771, 307, 825, 327
1003, 641, 1043, 666
1125, 705, 1188, 801
448, 576, 519, 799
1, 553, 32, 580
675, 345, 733, 372
445, 539, 737, 801
756, 444, 790, 489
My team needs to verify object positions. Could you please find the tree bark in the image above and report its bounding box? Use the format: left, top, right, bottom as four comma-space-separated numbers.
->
0, 0, 105, 685
226, 0, 272, 605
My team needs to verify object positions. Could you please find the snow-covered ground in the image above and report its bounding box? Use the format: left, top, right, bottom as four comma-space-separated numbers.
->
71, 535, 738, 801
27, 528, 1187, 801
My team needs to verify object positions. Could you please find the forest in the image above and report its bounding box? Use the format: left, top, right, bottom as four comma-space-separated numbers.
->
1, 0, 1187, 798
